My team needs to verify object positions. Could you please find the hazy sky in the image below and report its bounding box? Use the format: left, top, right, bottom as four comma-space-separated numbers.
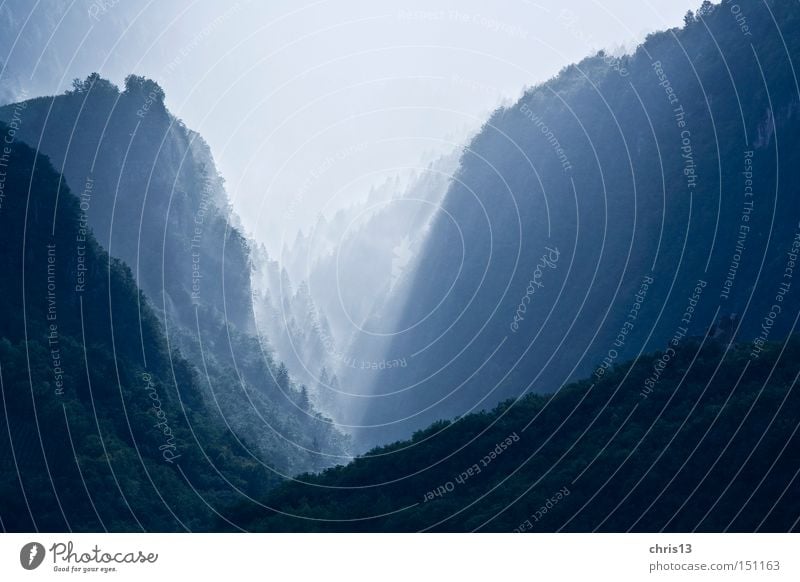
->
1, 0, 702, 251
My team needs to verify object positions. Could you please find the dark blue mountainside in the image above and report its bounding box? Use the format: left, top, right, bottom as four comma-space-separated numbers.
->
238, 337, 800, 531
0, 77, 350, 497
351, 0, 800, 447
0, 131, 284, 530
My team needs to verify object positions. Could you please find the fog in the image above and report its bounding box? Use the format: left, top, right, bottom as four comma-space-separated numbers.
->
1, 0, 703, 437
1, 0, 699, 253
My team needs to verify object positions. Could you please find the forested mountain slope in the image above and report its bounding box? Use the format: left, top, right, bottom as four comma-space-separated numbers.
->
236, 336, 800, 532
0, 77, 349, 487
353, 0, 800, 447
0, 132, 289, 531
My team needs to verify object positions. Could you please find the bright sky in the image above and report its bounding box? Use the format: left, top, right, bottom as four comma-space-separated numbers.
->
0, 0, 702, 251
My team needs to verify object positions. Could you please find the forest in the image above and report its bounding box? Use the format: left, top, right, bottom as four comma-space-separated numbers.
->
0, 0, 799, 533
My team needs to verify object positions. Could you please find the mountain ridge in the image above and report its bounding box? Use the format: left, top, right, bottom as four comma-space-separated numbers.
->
350, 0, 800, 447
0, 74, 351, 477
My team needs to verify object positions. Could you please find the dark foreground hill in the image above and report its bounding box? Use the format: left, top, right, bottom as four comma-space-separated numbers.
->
233, 336, 800, 532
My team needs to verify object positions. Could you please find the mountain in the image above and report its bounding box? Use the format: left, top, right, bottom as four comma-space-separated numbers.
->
0, 76, 350, 476
233, 336, 800, 532
350, 0, 800, 447
0, 128, 287, 531
252, 152, 460, 422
